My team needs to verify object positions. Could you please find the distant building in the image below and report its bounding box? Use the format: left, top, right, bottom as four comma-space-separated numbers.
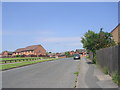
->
12, 45, 46, 57
1, 51, 13, 57
111, 24, 120, 44
47, 52, 66, 58
75, 49, 86, 54
47, 53, 55, 57
75, 49, 87, 56
69, 51, 75, 55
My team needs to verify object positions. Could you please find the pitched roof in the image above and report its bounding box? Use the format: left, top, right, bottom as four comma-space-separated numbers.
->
1, 51, 13, 55
25, 45, 39, 51
15, 48, 26, 52
111, 24, 120, 33
14, 45, 43, 52
8, 51, 13, 54
76, 49, 86, 52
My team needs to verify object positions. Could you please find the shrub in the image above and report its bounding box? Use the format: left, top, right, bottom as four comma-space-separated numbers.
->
16, 55, 21, 57
92, 55, 96, 64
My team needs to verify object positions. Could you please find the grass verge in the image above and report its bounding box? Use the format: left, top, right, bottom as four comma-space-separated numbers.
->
0, 58, 57, 71
96, 64, 109, 75
74, 72, 79, 76
112, 72, 120, 86
96, 64, 120, 86
0, 57, 45, 61
73, 71, 79, 88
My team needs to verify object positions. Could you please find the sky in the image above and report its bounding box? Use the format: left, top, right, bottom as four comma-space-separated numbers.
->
2, 2, 118, 53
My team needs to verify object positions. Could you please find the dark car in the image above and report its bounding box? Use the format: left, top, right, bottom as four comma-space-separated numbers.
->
73, 54, 80, 60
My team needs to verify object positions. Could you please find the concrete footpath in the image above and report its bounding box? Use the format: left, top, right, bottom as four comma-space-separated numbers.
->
76, 57, 118, 88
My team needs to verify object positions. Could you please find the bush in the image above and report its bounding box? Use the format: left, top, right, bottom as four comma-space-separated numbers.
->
16, 55, 21, 57
92, 55, 96, 64
118, 42, 120, 45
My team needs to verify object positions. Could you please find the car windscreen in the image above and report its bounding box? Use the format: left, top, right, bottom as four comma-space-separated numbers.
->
74, 54, 80, 57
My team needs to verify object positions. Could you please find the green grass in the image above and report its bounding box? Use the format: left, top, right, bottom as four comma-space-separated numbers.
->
96, 64, 120, 86
0, 58, 57, 70
112, 72, 120, 86
86, 55, 90, 59
0, 57, 45, 61
103, 67, 109, 75
96, 64, 109, 75
1, 58, 45, 64
74, 72, 79, 76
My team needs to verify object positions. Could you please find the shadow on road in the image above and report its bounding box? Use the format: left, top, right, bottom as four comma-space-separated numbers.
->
86, 61, 94, 64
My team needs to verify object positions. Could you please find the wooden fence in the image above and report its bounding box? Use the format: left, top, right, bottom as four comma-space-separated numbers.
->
89, 52, 94, 60
96, 45, 120, 75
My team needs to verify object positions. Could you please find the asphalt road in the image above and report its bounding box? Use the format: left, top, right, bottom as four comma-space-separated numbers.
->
2, 58, 80, 88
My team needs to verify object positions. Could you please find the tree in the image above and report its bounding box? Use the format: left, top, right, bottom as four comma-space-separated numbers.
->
81, 28, 115, 63
96, 28, 115, 49
65, 52, 70, 57
81, 30, 98, 53
81, 28, 115, 52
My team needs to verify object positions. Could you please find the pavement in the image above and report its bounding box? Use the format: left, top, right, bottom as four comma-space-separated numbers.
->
76, 57, 118, 88
2, 58, 80, 88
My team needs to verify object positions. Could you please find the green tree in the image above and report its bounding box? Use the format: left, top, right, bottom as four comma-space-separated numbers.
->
81, 28, 115, 52
65, 52, 70, 57
96, 28, 115, 49
81, 28, 115, 63
81, 30, 98, 53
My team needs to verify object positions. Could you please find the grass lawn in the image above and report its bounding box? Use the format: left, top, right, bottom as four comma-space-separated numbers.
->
0, 57, 48, 64
0, 58, 57, 70
0, 57, 45, 61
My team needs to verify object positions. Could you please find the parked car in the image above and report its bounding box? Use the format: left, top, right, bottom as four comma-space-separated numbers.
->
73, 54, 80, 60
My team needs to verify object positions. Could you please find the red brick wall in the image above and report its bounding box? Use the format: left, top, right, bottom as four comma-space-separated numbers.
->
34, 45, 46, 56
2, 51, 8, 55
111, 24, 120, 44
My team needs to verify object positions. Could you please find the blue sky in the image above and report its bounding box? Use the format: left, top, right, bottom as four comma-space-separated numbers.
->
2, 2, 118, 53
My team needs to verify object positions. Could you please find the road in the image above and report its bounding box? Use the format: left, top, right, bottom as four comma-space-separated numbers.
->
2, 58, 80, 88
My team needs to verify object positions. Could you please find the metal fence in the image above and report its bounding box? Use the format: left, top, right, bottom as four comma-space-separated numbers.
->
96, 45, 120, 75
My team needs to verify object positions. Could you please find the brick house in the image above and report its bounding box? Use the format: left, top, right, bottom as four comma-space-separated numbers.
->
111, 24, 120, 44
75, 49, 86, 54
69, 51, 75, 55
12, 45, 46, 57
1, 51, 13, 57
